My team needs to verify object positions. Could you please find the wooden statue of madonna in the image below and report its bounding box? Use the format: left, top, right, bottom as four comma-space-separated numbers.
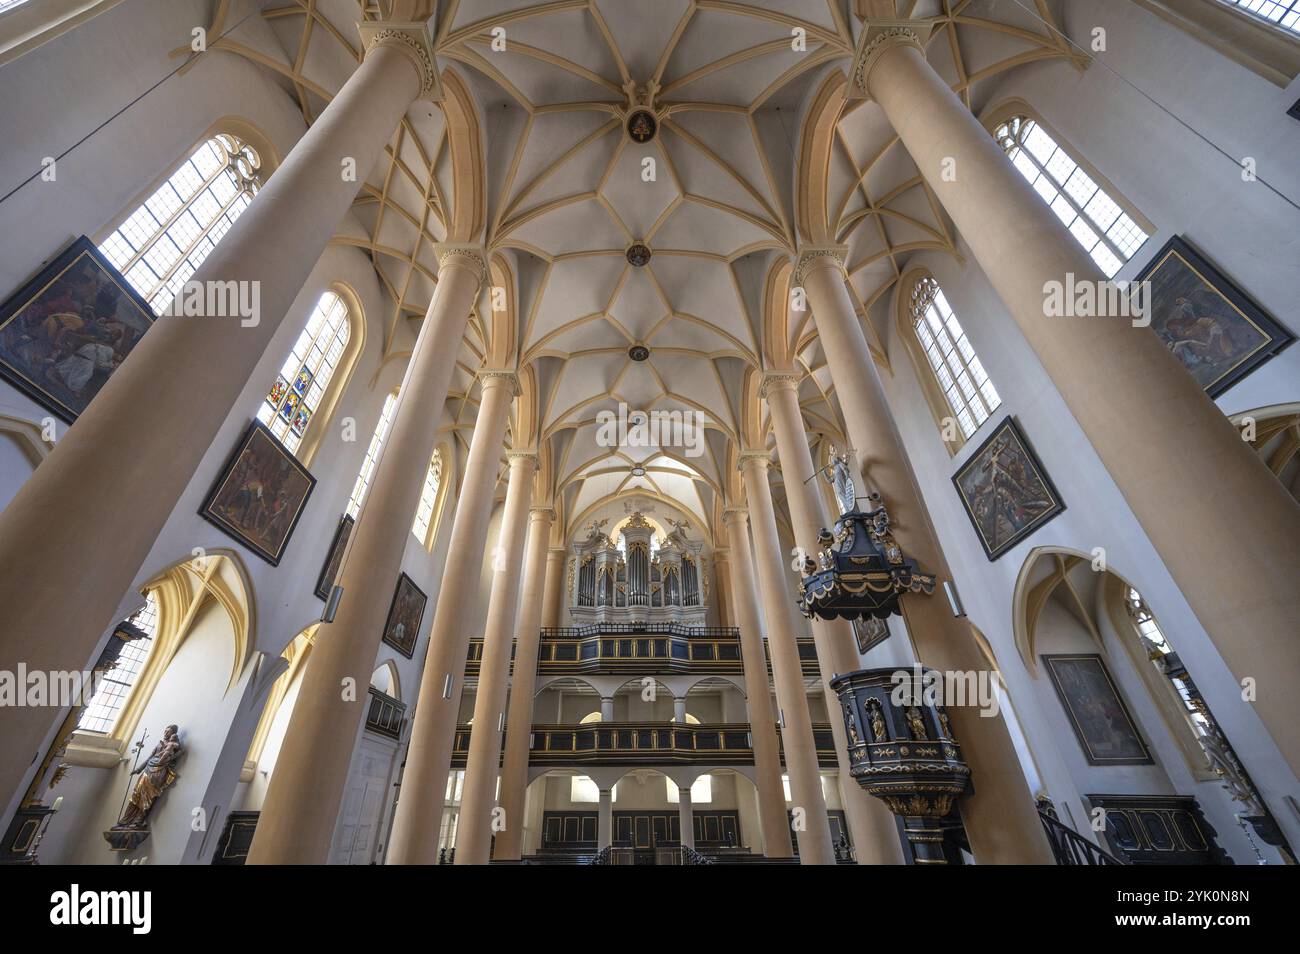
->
104, 724, 183, 852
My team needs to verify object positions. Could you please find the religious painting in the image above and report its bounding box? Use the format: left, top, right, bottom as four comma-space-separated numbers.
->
1042, 654, 1152, 766
1133, 237, 1293, 397
952, 416, 1065, 561
314, 513, 354, 600
0, 236, 154, 423
382, 572, 427, 659
200, 421, 316, 566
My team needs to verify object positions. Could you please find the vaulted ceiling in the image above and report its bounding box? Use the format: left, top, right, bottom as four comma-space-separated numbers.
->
203, 0, 1082, 542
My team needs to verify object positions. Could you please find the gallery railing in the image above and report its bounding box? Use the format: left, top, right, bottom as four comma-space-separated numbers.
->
464, 629, 819, 677
364, 687, 405, 740
448, 722, 838, 768
1039, 810, 1126, 866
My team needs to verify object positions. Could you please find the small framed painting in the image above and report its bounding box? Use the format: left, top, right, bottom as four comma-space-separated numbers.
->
952, 416, 1065, 561
314, 513, 354, 600
200, 421, 316, 566
0, 235, 155, 423
1133, 236, 1293, 397
382, 572, 427, 659
1042, 654, 1152, 766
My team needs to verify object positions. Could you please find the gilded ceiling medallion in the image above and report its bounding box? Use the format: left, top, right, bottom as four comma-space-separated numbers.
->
626, 109, 658, 143
626, 242, 652, 267
630, 465, 647, 477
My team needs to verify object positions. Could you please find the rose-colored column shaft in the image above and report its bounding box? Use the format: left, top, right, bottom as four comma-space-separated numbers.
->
719, 518, 793, 858
456, 456, 537, 864
387, 373, 515, 864
0, 42, 424, 808
740, 457, 835, 865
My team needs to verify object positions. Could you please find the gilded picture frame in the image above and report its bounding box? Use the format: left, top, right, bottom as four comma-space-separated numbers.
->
382, 572, 427, 659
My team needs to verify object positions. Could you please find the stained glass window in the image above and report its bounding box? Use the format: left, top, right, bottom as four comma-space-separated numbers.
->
256, 291, 351, 453
1223, 0, 1300, 34
411, 448, 443, 541
78, 593, 159, 734
995, 116, 1149, 278
99, 134, 261, 314
909, 277, 1002, 440
346, 392, 397, 518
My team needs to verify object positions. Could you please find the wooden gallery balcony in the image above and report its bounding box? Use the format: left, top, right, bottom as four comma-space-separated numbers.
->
449, 722, 839, 768
464, 624, 820, 678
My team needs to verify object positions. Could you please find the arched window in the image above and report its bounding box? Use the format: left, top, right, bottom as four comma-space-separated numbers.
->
78, 592, 159, 734
412, 448, 443, 542
99, 133, 261, 314
346, 392, 397, 518
995, 115, 1149, 278
909, 276, 1001, 442
1224, 0, 1299, 34
256, 291, 351, 454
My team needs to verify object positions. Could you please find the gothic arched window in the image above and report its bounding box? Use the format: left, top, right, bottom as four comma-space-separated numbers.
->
256, 291, 352, 454
99, 133, 261, 314
908, 276, 1001, 442
346, 392, 397, 518
994, 115, 1149, 278
78, 592, 159, 734
411, 448, 444, 543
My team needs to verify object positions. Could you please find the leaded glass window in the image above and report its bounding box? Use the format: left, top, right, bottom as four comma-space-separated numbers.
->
411, 448, 443, 541
346, 392, 397, 518
995, 116, 1149, 278
256, 291, 351, 453
78, 593, 159, 734
909, 277, 1001, 440
1223, 0, 1300, 34
99, 134, 261, 314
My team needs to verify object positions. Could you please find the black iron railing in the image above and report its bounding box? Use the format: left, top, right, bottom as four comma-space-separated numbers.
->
1039, 810, 1126, 865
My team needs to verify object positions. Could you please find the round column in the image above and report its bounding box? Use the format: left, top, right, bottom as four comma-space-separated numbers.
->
762, 373, 905, 865
673, 698, 688, 724
678, 783, 695, 850
540, 548, 567, 630
719, 514, 793, 858
250, 247, 484, 864
387, 370, 517, 864
860, 31, 1300, 776
456, 453, 538, 864
739, 454, 835, 865
0, 33, 433, 807
597, 789, 613, 850
799, 249, 1052, 864
493, 506, 554, 861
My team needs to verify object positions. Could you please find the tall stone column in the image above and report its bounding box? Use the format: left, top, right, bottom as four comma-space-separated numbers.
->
762, 373, 905, 865
493, 506, 554, 861
739, 455, 835, 865
712, 550, 733, 628
248, 245, 485, 864
456, 453, 537, 865
0, 24, 437, 806
797, 248, 1052, 864
678, 784, 695, 849
387, 370, 517, 864
540, 548, 567, 629
717, 520, 792, 858
855, 25, 1300, 775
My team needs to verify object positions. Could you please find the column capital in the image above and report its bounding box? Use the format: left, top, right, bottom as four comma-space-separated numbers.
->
434, 243, 489, 285
721, 507, 749, 527
736, 451, 771, 473
759, 372, 801, 401
849, 20, 933, 98
478, 368, 521, 395
793, 246, 849, 286
528, 506, 556, 522
357, 20, 442, 101
506, 450, 539, 468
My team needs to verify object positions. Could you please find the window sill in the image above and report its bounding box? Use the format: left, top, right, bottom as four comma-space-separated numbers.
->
1130, 0, 1300, 88
60, 731, 126, 769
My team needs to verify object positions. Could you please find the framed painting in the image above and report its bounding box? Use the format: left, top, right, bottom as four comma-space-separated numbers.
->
1042, 654, 1152, 766
0, 235, 155, 423
382, 572, 427, 659
952, 416, 1065, 561
314, 513, 354, 600
200, 421, 316, 566
1133, 236, 1293, 397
